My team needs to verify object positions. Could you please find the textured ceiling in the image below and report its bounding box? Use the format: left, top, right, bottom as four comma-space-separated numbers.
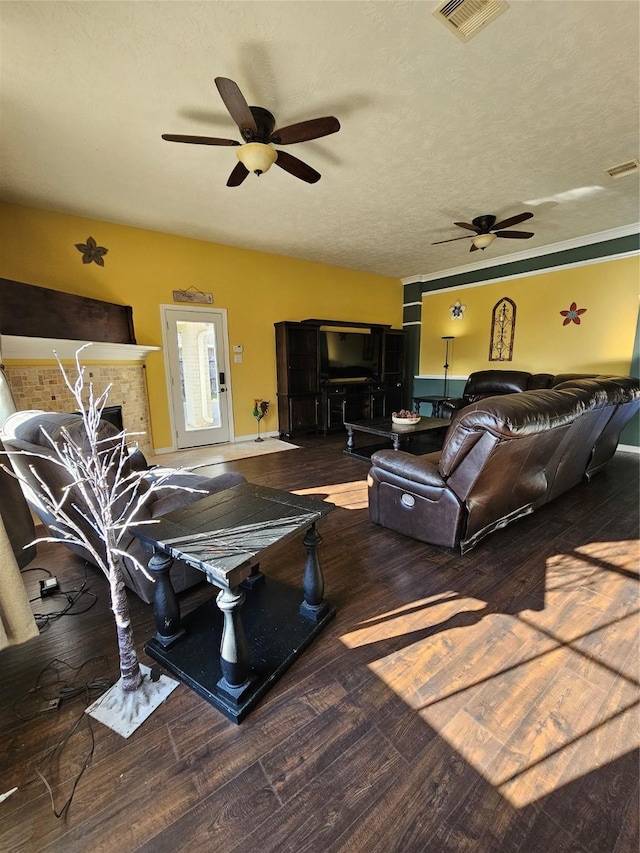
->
0, 1, 638, 279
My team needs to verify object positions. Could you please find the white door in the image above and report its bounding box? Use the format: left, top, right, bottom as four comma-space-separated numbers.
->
162, 306, 232, 449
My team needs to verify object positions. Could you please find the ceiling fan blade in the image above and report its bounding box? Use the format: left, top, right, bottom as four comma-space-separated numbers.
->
214, 77, 257, 135
495, 230, 535, 239
275, 150, 321, 183
492, 212, 534, 230
271, 117, 340, 145
162, 134, 239, 146
431, 235, 473, 245
454, 221, 481, 233
226, 161, 249, 187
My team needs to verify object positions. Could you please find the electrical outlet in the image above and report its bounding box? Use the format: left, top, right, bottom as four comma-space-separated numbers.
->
39, 577, 60, 597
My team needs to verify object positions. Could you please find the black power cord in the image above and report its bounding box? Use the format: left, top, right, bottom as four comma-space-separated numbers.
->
23, 566, 98, 631
13, 657, 114, 819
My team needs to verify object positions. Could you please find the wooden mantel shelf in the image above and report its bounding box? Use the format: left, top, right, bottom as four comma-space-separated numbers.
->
0, 335, 160, 362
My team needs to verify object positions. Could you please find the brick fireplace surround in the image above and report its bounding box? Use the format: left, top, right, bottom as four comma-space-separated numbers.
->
4, 362, 154, 457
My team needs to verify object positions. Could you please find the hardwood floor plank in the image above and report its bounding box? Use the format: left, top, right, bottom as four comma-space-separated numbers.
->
0, 439, 636, 853
133, 760, 280, 853
229, 727, 405, 853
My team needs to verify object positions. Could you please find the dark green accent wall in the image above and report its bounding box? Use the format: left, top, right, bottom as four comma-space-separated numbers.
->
411, 234, 639, 294
404, 233, 639, 445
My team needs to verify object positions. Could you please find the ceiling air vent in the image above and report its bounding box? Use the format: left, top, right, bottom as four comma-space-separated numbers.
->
434, 0, 509, 42
605, 159, 640, 180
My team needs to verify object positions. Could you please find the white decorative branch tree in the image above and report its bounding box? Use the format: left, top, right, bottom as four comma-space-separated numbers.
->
2, 347, 203, 732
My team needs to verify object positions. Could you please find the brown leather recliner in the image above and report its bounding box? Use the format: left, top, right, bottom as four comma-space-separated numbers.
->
1, 411, 247, 603
440, 370, 555, 419
368, 375, 639, 553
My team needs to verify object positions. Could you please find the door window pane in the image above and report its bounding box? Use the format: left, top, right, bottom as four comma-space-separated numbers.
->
177, 321, 221, 431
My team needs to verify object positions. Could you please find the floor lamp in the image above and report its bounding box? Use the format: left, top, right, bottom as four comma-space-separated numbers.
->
441, 336, 454, 397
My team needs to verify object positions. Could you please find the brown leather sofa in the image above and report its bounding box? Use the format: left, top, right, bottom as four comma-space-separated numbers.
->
1, 410, 247, 603
440, 369, 556, 418
368, 374, 639, 553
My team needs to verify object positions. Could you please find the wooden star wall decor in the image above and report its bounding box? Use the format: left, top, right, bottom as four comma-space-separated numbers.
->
75, 236, 108, 266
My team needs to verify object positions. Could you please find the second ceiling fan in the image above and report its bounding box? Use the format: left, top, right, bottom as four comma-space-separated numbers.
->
162, 77, 340, 187
432, 212, 535, 251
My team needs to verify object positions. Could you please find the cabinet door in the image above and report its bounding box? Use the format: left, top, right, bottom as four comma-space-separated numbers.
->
275, 323, 320, 394
384, 385, 403, 415
382, 331, 405, 384
382, 330, 405, 410
371, 389, 386, 418
289, 395, 319, 432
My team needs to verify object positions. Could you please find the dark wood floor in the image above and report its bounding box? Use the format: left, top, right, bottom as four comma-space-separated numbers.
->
1, 433, 638, 852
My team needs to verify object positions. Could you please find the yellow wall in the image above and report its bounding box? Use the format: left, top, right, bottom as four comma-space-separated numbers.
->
0, 202, 401, 448
420, 256, 639, 377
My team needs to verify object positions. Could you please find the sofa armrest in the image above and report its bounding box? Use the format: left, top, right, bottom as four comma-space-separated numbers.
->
147, 471, 246, 518
440, 398, 465, 415
370, 450, 445, 488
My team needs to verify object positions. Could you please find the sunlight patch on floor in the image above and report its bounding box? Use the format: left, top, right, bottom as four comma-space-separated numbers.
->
293, 479, 369, 510
339, 539, 640, 808
340, 593, 485, 648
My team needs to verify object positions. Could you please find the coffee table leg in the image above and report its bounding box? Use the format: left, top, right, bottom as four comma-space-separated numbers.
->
392, 434, 400, 450
299, 523, 330, 623
346, 426, 355, 452
241, 562, 265, 590
216, 586, 254, 702
149, 549, 186, 648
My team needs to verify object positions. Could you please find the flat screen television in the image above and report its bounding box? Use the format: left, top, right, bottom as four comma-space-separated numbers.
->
319, 329, 380, 382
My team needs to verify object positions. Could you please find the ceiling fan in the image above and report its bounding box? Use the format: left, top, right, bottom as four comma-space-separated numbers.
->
162, 77, 340, 187
432, 212, 535, 252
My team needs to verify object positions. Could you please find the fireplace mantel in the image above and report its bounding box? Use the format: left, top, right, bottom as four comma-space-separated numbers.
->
0, 335, 160, 362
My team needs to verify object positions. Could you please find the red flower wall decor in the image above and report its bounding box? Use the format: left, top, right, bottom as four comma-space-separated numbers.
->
560, 302, 587, 325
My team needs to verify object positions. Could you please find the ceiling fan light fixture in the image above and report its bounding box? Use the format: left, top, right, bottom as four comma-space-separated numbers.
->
236, 142, 277, 175
471, 232, 497, 249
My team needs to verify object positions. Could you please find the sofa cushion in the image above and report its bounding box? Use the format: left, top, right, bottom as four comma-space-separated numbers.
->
463, 370, 531, 403
8, 410, 117, 448
527, 373, 554, 390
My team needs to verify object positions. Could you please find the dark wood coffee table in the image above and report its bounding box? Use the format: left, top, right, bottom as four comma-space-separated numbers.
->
343, 415, 450, 461
132, 482, 335, 723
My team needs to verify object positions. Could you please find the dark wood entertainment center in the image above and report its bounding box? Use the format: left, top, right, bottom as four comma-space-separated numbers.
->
275, 319, 405, 437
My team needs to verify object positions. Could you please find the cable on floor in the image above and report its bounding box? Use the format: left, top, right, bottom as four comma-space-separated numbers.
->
13, 657, 115, 819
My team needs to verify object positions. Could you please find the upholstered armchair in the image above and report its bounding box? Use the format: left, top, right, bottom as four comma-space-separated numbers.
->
2, 410, 247, 603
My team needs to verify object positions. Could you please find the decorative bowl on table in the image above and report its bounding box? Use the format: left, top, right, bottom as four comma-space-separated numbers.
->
392, 411, 421, 425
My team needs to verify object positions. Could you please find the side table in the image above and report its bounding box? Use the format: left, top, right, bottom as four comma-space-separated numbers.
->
413, 395, 454, 418
131, 482, 335, 723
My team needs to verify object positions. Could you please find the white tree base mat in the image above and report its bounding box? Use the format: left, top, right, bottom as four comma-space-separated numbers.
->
85, 664, 179, 738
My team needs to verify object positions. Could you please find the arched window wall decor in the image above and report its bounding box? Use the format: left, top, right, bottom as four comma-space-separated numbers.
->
489, 297, 516, 362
